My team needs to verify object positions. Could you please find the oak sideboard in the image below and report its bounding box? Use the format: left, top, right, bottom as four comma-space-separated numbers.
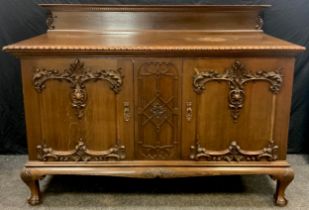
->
3, 4, 305, 206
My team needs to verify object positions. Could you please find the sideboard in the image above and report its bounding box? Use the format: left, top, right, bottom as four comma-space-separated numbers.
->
3, 4, 305, 206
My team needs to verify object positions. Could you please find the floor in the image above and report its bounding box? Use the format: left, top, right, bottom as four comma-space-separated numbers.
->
0, 155, 308, 210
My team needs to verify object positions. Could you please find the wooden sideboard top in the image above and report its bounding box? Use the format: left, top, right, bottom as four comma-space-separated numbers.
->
2, 4, 305, 56
4, 31, 304, 56
39, 4, 270, 9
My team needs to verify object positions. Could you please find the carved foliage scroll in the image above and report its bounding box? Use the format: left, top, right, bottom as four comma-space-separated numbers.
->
33, 59, 123, 119
37, 139, 126, 161
193, 60, 282, 121
190, 141, 278, 162
255, 16, 264, 30
46, 11, 57, 30
136, 62, 180, 160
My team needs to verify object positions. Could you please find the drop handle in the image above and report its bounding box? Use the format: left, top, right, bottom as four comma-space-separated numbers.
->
124, 102, 130, 122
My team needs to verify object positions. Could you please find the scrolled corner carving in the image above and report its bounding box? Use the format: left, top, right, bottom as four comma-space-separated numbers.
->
255, 70, 283, 94
190, 140, 279, 162
192, 68, 221, 94
193, 60, 283, 121
32, 58, 123, 119
46, 11, 57, 30
255, 16, 264, 30
37, 139, 126, 162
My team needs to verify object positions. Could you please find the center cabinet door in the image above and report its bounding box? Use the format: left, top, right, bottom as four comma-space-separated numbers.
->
23, 57, 134, 161
133, 59, 182, 160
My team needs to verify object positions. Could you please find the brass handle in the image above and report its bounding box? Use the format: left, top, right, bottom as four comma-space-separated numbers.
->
186, 102, 192, 121
124, 102, 130, 122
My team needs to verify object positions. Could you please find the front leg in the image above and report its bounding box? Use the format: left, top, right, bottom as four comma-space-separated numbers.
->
20, 168, 41, 205
272, 168, 294, 206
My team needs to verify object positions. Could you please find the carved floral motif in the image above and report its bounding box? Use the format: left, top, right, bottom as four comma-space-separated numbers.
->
193, 60, 282, 121
37, 139, 126, 161
33, 58, 122, 118
150, 101, 167, 118
190, 141, 278, 162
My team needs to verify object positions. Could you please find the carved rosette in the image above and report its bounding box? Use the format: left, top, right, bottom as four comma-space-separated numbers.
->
37, 139, 126, 161
150, 101, 167, 118
71, 84, 87, 118
190, 141, 278, 162
193, 60, 283, 121
33, 59, 123, 119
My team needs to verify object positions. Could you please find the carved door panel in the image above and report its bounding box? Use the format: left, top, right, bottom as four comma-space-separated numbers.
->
182, 58, 294, 161
21, 57, 133, 161
134, 59, 181, 160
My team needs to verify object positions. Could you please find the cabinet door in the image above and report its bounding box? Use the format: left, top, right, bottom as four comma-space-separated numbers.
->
22, 57, 134, 161
182, 58, 294, 161
134, 59, 182, 160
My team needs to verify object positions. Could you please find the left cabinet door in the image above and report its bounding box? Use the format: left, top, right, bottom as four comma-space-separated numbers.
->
21, 57, 134, 161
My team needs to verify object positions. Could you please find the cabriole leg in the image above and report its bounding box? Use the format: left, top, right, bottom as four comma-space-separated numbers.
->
272, 168, 294, 207
20, 168, 41, 205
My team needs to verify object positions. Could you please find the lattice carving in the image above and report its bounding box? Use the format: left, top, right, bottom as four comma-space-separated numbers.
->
190, 141, 278, 162
193, 60, 282, 121
136, 62, 180, 159
139, 144, 174, 160
37, 139, 126, 161
33, 58, 122, 119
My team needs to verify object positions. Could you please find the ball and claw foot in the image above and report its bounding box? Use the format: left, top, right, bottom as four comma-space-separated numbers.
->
27, 195, 40, 206
272, 168, 294, 207
20, 168, 41, 205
